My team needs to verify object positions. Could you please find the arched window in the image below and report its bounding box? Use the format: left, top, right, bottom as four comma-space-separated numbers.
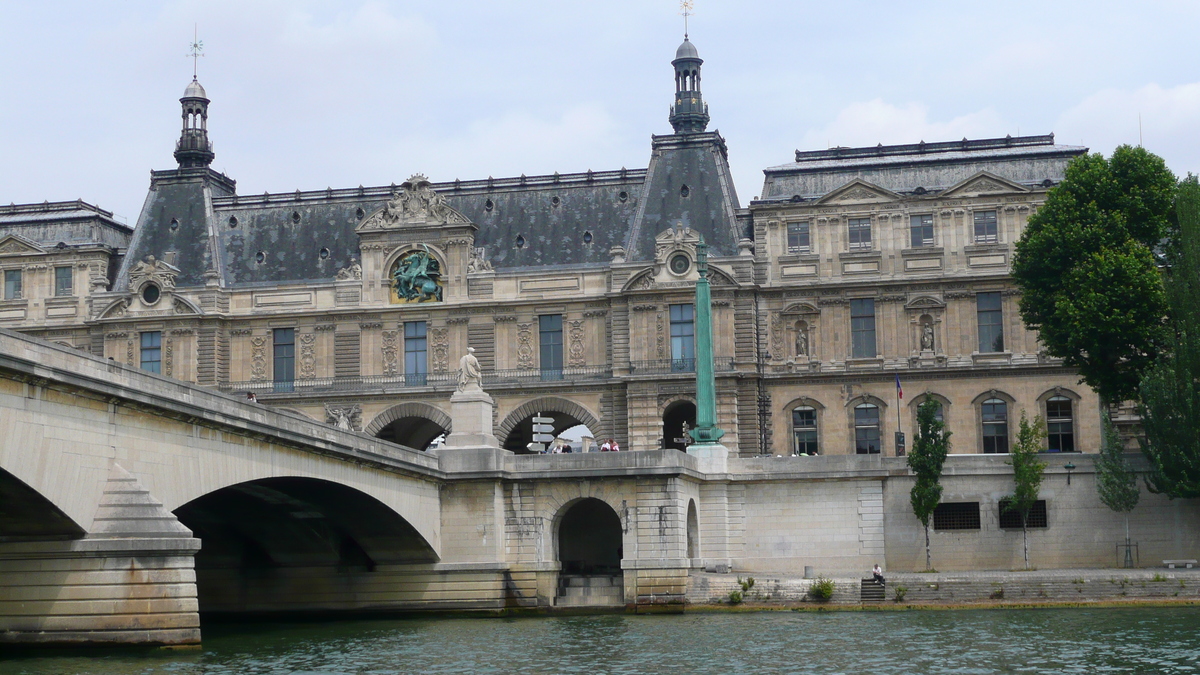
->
981, 398, 1008, 454
854, 403, 881, 455
792, 406, 818, 455
1046, 396, 1075, 452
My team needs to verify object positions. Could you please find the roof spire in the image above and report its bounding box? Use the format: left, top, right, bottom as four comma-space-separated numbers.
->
680, 0, 693, 39
187, 25, 204, 81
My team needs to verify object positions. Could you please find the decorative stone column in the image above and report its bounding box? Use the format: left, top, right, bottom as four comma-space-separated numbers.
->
686, 238, 730, 473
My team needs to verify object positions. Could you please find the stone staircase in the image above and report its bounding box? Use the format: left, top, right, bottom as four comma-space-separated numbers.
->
556, 575, 624, 607
860, 578, 885, 603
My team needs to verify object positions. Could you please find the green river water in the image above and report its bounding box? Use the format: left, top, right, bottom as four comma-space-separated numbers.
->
3, 607, 1200, 674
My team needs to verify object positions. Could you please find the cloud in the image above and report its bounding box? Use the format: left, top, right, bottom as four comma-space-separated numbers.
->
799, 99, 1010, 151
1055, 82, 1200, 176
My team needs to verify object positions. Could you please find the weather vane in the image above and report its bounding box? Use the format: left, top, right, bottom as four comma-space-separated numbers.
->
680, 0, 693, 39
187, 25, 204, 80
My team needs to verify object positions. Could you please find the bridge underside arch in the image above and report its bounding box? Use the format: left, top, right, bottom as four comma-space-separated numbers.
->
0, 467, 84, 541
175, 477, 438, 615
499, 397, 601, 452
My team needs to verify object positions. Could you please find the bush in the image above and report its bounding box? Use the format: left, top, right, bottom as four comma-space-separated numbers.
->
893, 585, 908, 603
728, 589, 743, 604
808, 576, 835, 601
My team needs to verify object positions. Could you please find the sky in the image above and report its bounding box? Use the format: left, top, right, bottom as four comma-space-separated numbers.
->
1, 1, 1198, 226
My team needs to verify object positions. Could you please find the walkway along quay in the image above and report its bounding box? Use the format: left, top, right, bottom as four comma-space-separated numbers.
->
0, 328, 1198, 645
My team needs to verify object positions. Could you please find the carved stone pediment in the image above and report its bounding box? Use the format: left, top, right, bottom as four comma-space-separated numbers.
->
782, 302, 819, 315
128, 255, 180, 292
654, 224, 701, 263
358, 174, 470, 230
816, 179, 900, 205
941, 171, 1030, 197
905, 295, 946, 311
96, 298, 129, 320
0, 235, 46, 257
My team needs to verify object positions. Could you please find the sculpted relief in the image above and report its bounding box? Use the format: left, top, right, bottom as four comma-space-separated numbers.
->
390, 246, 443, 304
360, 174, 469, 228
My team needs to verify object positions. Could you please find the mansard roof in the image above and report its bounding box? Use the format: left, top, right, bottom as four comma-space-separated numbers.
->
759, 134, 1087, 202
0, 199, 132, 250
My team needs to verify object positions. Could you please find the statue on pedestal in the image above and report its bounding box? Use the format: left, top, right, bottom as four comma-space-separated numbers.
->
921, 322, 935, 351
458, 347, 482, 391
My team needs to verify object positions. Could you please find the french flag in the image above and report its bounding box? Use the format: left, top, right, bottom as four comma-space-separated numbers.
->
895, 374, 903, 401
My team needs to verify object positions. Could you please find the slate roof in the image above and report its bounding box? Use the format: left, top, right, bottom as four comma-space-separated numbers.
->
760, 134, 1087, 201
0, 200, 132, 249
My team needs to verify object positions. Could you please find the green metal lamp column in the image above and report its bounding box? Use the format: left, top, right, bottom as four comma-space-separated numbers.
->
688, 238, 725, 445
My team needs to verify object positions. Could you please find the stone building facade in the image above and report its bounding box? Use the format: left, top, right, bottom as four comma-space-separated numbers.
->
0, 39, 1098, 460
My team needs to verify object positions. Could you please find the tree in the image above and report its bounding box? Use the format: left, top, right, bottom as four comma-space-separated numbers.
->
1096, 411, 1140, 565
1141, 176, 1200, 498
908, 398, 951, 572
1012, 145, 1177, 404
1004, 412, 1047, 570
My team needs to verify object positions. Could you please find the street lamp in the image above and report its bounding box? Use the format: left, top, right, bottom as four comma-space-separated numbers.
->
1064, 462, 1076, 485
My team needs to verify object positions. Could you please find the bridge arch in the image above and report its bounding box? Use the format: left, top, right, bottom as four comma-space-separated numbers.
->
366, 401, 452, 450
0, 466, 86, 540
175, 477, 438, 615
498, 397, 601, 452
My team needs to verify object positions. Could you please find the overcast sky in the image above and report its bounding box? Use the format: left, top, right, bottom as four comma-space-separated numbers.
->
1, 1, 1197, 225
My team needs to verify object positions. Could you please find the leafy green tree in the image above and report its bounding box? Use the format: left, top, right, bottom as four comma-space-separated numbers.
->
1096, 411, 1140, 563
908, 398, 951, 572
1004, 412, 1047, 570
1012, 145, 1177, 404
1141, 176, 1200, 498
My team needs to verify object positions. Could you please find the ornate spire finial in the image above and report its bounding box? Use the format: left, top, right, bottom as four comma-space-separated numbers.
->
187, 26, 204, 80
680, 0, 693, 39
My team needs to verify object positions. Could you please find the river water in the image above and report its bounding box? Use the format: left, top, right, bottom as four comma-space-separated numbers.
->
4, 607, 1200, 674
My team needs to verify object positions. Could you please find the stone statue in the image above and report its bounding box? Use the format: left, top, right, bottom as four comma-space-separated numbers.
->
795, 326, 808, 357
457, 347, 482, 391
921, 322, 934, 351
392, 245, 443, 303
467, 246, 493, 273
335, 258, 362, 280
332, 408, 351, 430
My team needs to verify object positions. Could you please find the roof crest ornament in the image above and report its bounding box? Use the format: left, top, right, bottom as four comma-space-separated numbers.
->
187, 26, 204, 81
680, 0, 693, 39
359, 173, 470, 229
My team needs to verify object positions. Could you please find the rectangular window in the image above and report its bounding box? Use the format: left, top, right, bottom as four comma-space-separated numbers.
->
1046, 397, 1075, 452
3, 270, 21, 300
910, 214, 934, 248
54, 266, 73, 296
669, 303, 695, 371
787, 222, 811, 253
848, 218, 872, 251
854, 404, 882, 454
933, 502, 981, 531
982, 399, 1009, 454
791, 406, 818, 456
539, 314, 563, 380
273, 328, 295, 391
850, 298, 876, 358
999, 499, 1048, 529
139, 331, 161, 374
977, 292, 1004, 353
404, 321, 428, 386
973, 210, 998, 243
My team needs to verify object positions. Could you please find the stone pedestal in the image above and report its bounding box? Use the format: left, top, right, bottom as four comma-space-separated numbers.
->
443, 387, 499, 449
687, 442, 730, 474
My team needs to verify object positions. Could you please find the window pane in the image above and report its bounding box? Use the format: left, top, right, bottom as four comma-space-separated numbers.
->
140, 331, 161, 374
855, 404, 881, 454
973, 210, 998, 243
910, 214, 934, 248
1046, 397, 1074, 452
4, 270, 21, 300
669, 303, 695, 367
55, 267, 73, 296
787, 222, 810, 253
848, 218, 872, 250
977, 292, 1004, 352
982, 398, 1008, 453
850, 298, 876, 358
273, 328, 295, 387
539, 314, 563, 376
404, 321, 427, 384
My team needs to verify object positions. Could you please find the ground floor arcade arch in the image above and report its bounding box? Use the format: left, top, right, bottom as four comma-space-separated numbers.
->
663, 399, 697, 451
499, 397, 601, 453
366, 402, 452, 450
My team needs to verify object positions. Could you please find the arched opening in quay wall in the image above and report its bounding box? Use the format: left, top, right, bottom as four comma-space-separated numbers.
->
174, 477, 438, 617
555, 498, 624, 607
662, 400, 697, 451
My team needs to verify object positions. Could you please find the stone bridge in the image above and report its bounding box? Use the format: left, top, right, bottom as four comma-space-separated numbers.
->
3, 329, 1199, 646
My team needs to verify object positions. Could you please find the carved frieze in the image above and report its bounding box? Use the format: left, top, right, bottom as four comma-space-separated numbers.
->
517, 324, 535, 368
381, 330, 399, 376
656, 312, 666, 358
250, 336, 268, 380
568, 320, 585, 367
769, 313, 784, 358
164, 336, 174, 377
431, 328, 449, 372
299, 333, 316, 379
493, 315, 517, 323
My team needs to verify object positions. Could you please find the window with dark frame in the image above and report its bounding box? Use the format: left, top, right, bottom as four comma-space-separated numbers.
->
54, 266, 73, 296
792, 406, 818, 455
850, 298, 876, 358
848, 218, 872, 251
973, 210, 998, 243
273, 327, 295, 391
977, 292, 1004, 353
999, 499, 1048, 529
787, 222, 811, 253
669, 303, 695, 371
539, 314, 563, 380
1046, 396, 1075, 452
854, 403, 881, 454
404, 321, 428, 386
139, 331, 161, 374
3, 269, 21, 300
910, 214, 934, 248
982, 398, 1009, 453
933, 502, 981, 531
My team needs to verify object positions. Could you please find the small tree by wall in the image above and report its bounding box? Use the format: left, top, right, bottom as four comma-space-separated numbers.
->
1096, 411, 1140, 565
908, 398, 951, 571
1004, 412, 1047, 570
